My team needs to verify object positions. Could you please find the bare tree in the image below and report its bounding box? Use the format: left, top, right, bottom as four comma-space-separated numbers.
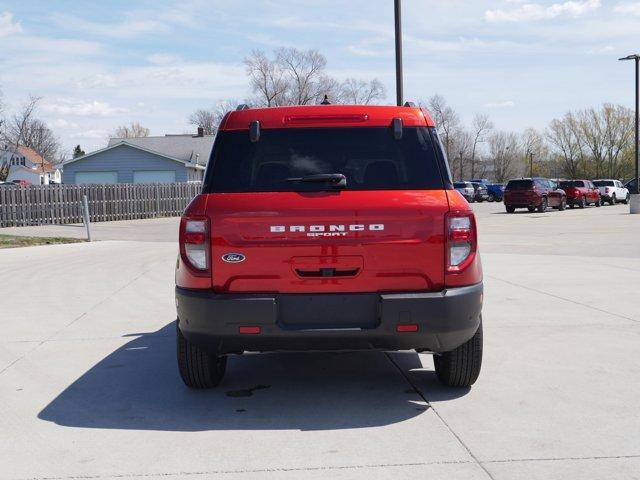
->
338, 78, 386, 105
188, 99, 241, 136
422, 95, 460, 164
244, 50, 288, 107
3, 95, 60, 160
112, 122, 150, 139
469, 114, 493, 178
245, 48, 384, 107
489, 131, 520, 182
546, 113, 586, 179
601, 104, 634, 178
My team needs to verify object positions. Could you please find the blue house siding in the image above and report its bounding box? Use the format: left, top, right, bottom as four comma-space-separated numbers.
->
64, 144, 189, 184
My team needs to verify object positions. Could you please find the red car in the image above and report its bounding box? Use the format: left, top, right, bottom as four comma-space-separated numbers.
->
503, 178, 567, 213
558, 180, 601, 208
175, 103, 483, 389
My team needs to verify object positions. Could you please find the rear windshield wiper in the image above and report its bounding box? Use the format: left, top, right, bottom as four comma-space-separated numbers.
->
287, 173, 347, 189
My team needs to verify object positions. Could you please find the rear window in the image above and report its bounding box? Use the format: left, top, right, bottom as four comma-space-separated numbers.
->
506, 180, 533, 190
560, 180, 585, 188
204, 127, 444, 193
593, 180, 614, 187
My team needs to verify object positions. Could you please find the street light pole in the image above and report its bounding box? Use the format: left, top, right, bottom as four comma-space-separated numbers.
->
529, 151, 534, 178
619, 54, 640, 213
394, 0, 403, 106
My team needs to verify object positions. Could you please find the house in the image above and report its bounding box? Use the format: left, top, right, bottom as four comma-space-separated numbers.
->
1, 144, 62, 185
62, 128, 213, 184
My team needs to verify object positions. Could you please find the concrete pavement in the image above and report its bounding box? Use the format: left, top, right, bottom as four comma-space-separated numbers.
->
0, 201, 639, 479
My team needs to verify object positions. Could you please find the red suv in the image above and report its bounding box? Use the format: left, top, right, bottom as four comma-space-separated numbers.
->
175, 104, 483, 389
558, 180, 601, 208
503, 178, 566, 213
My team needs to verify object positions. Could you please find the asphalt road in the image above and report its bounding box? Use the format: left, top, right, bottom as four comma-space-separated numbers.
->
1, 201, 639, 479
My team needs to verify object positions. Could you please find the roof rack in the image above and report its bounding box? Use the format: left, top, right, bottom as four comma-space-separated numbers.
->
236, 104, 250, 111
403, 101, 416, 107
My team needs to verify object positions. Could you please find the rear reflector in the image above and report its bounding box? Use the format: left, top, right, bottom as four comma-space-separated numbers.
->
239, 326, 261, 334
396, 324, 419, 333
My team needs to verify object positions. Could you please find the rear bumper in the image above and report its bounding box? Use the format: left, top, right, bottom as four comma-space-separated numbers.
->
176, 283, 483, 354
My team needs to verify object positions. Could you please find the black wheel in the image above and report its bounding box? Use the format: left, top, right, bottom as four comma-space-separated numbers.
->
537, 197, 548, 213
611, 194, 617, 205
623, 194, 629, 205
488, 194, 495, 202
177, 323, 227, 389
434, 320, 483, 388
506, 205, 515, 213
578, 196, 586, 209
569, 203, 575, 209
558, 197, 566, 211
595, 197, 601, 207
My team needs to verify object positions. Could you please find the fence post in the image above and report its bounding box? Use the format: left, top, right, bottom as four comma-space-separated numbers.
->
82, 194, 92, 242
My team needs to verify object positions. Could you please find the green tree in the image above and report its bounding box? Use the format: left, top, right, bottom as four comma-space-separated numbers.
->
73, 145, 85, 158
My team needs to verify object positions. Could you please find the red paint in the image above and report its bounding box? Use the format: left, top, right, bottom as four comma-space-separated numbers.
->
239, 326, 262, 334
396, 324, 419, 333
220, 105, 435, 130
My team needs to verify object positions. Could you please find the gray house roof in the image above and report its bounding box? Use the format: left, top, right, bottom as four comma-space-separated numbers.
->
107, 134, 214, 166
63, 140, 206, 170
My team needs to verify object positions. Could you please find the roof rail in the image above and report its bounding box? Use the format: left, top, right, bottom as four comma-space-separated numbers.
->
236, 104, 250, 111
403, 101, 416, 107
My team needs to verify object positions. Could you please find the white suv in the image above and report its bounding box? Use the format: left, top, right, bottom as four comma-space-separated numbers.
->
593, 180, 629, 205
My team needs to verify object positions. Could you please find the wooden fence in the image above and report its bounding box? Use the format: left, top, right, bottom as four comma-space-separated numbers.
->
0, 182, 202, 227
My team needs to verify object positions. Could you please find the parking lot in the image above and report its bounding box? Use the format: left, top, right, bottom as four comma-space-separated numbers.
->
1, 200, 639, 480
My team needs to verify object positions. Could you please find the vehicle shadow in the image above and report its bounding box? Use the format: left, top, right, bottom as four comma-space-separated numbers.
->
38, 321, 467, 432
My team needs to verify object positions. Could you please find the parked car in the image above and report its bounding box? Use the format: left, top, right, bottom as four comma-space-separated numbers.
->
559, 180, 601, 208
470, 178, 490, 185
175, 104, 484, 389
593, 179, 629, 205
471, 182, 489, 202
486, 183, 505, 202
503, 178, 566, 213
454, 181, 475, 202
11, 179, 31, 187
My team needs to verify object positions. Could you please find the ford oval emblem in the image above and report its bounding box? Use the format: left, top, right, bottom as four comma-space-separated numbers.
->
222, 253, 246, 263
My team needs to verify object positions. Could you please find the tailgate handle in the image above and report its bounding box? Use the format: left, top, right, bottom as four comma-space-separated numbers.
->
296, 268, 360, 278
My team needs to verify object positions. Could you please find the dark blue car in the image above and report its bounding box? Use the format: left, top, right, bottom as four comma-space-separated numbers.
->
486, 183, 505, 202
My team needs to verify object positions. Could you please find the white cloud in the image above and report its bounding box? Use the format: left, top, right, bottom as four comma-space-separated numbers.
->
70, 129, 110, 140
486, 0, 601, 22
0, 11, 22, 37
485, 101, 516, 108
614, 2, 640, 15
43, 99, 128, 117
49, 119, 80, 129
146, 53, 180, 65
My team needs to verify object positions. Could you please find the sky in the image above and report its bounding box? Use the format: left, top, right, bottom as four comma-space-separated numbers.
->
0, 0, 639, 155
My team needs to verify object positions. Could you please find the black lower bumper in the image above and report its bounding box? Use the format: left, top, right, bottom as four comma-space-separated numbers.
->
176, 284, 483, 354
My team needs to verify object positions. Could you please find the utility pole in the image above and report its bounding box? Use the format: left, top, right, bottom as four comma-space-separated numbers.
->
459, 150, 464, 181
529, 150, 535, 178
619, 54, 640, 213
394, 0, 403, 106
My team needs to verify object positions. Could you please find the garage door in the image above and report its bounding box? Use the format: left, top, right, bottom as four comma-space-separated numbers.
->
75, 171, 118, 184
133, 170, 176, 184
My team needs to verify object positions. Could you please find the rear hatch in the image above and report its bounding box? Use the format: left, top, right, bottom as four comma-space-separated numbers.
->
559, 181, 584, 199
504, 179, 534, 203
203, 125, 449, 294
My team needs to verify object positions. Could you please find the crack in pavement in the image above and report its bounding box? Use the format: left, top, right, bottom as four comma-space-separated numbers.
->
0, 257, 168, 378
486, 275, 640, 324
384, 352, 497, 480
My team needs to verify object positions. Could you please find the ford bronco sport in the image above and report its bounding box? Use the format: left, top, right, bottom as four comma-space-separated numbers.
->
175, 104, 483, 389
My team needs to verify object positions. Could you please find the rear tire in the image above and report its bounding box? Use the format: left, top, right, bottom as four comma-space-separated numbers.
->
177, 323, 227, 389
506, 206, 515, 213
595, 197, 601, 207
558, 197, 566, 211
623, 194, 629, 205
527, 206, 536, 212
488, 194, 495, 202
434, 320, 483, 388
611, 194, 616, 205
537, 197, 547, 213
579, 196, 586, 209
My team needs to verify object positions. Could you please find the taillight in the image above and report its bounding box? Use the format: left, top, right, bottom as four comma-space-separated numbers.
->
180, 216, 210, 274
605, 187, 610, 193
446, 211, 477, 273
